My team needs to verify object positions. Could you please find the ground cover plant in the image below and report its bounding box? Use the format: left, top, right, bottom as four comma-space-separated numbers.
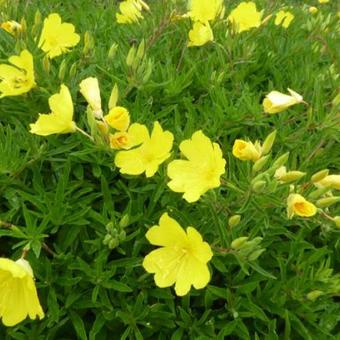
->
0, 0, 340, 338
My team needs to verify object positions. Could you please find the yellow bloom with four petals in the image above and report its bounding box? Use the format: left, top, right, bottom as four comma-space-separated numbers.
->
115, 121, 173, 177
1, 20, 22, 36
228, 2, 263, 33
30, 84, 77, 136
143, 213, 213, 296
188, 21, 213, 47
287, 194, 317, 219
232, 139, 261, 162
188, 0, 224, 23
167, 130, 226, 203
275, 10, 294, 28
263, 88, 303, 114
38, 13, 80, 58
0, 258, 44, 327
0, 50, 35, 98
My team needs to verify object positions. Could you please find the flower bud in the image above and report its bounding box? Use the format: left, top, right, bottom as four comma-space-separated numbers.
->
136, 39, 145, 61
252, 180, 267, 193
253, 155, 270, 172
309, 7, 318, 14
333, 216, 340, 228
279, 171, 306, 183
316, 196, 340, 208
228, 215, 241, 228
272, 152, 290, 169
231, 237, 248, 250
262, 130, 277, 155
42, 55, 50, 73
69, 62, 77, 78
58, 59, 67, 80
308, 187, 331, 199
306, 290, 323, 301
108, 43, 118, 59
311, 169, 329, 183
126, 46, 136, 67
108, 83, 119, 110
248, 248, 265, 261
119, 214, 130, 228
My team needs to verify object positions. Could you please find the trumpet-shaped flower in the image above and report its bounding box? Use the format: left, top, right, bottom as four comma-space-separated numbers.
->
38, 13, 80, 58
116, 0, 148, 24
188, 0, 224, 23
167, 131, 226, 203
188, 21, 213, 47
143, 213, 213, 296
228, 2, 263, 33
0, 258, 44, 326
275, 10, 294, 28
0, 50, 35, 98
79, 77, 103, 119
104, 106, 130, 131
30, 84, 77, 136
1, 20, 22, 36
232, 139, 261, 162
315, 175, 340, 190
263, 88, 303, 114
115, 122, 173, 177
287, 194, 317, 219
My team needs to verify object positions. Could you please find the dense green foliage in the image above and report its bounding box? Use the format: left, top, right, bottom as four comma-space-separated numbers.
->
0, 0, 339, 338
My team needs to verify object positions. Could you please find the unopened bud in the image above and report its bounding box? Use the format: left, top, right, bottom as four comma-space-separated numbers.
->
108, 83, 119, 110
272, 152, 290, 169
253, 155, 270, 172
306, 290, 323, 301
108, 43, 118, 59
248, 248, 265, 261
58, 59, 67, 80
136, 39, 145, 61
308, 7, 318, 15
316, 196, 340, 208
311, 169, 329, 183
231, 237, 248, 250
34, 10, 42, 26
119, 214, 130, 228
333, 216, 340, 228
108, 239, 118, 249
126, 46, 136, 67
228, 215, 241, 228
69, 62, 77, 78
42, 55, 50, 73
262, 130, 277, 155
308, 187, 331, 199
252, 180, 267, 193
20, 18, 27, 34
279, 171, 306, 183
83, 31, 94, 55
103, 234, 111, 245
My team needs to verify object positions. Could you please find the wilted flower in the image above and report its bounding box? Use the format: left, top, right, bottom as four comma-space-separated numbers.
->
0, 258, 44, 326
263, 88, 303, 114
30, 84, 77, 136
104, 106, 130, 131
39, 13, 80, 58
143, 213, 213, 296
287, 193, 317, 219
116, 0, 149, 24
167, 131, 226, 202
275, 10, 294, 28
232, 139, 261, 162
188, 21, 213, 47
0, 50, 35, 98
228, 2, 263, 33
115, 122, 173, 177
188, 0, 224, 23
1, 20, 22, 36
79, 77, 103, 119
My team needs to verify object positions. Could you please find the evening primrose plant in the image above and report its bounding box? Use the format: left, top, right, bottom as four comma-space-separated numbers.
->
0, 0, 339, 338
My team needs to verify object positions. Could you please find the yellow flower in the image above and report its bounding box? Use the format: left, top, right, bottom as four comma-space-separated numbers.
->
30, 84, 77, 136
143, 213, 213, 296
167, 131, 226, 203
104, 106, 130, 131
115, 121, 173, 177
0, 258, 44, 326
188, 21, 213, 47
318, 0, 329, 3
263, 88, 303, 114
0, 50, 35, 98
228, 2, 263, 33
188, 0, 224, 23
315, 175, 340, 190
116, 0, 148, 24
79, 77, 103, 119
1, 20, 22, 36
38, 13, 80, 58
287, 194, 317, 219
275, 10, 294, 28
232, 139, 261, 162
309, 6, 318, 14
